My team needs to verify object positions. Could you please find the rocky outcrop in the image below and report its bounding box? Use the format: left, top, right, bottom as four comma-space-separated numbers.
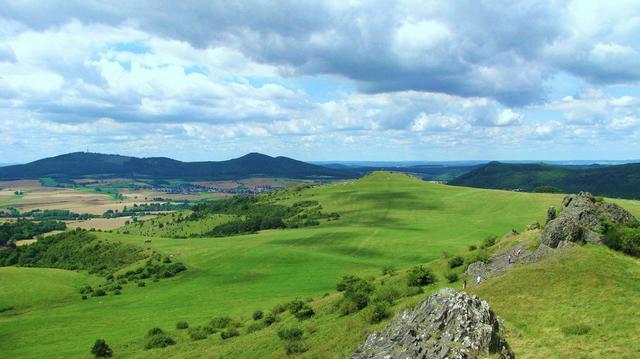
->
540, 192, 636, 248
350, 288, 514, 359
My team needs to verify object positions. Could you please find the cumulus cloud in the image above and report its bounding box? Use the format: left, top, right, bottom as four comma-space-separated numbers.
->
0, 0, 639, 162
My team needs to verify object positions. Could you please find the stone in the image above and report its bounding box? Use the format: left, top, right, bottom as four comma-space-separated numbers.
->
540, 192, 636, 248
350, 288, 514, 359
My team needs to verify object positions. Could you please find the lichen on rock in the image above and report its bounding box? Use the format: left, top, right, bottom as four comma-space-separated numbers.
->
350, 288, 514, 359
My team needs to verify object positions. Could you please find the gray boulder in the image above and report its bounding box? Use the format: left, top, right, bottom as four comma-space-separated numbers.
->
350, 288, 514, 359
540, 192, 636, 248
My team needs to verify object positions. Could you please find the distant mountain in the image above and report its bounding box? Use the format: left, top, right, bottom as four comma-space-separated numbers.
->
0, 152, 355, 180
449, 161, 640, 199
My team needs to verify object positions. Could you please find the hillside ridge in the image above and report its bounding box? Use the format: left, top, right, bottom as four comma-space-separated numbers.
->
0, 152, 354, 180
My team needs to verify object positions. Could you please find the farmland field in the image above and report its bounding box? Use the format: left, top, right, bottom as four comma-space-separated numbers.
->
1, 173, 639, 358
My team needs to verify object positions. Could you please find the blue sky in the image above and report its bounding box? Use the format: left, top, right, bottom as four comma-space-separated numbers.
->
0, 1, 639, 163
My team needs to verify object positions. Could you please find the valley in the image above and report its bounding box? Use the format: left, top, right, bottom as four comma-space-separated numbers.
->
2, 172, 639, 358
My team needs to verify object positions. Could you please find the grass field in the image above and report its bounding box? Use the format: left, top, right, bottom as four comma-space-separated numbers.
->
0, 172, 638, 358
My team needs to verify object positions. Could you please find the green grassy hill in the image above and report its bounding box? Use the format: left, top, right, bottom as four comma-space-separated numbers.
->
1, 172, 638, 358
450, 161, 640, 199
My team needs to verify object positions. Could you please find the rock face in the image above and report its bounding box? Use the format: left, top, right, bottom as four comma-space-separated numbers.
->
350, 288, 515, 359
540, 192, 636, 248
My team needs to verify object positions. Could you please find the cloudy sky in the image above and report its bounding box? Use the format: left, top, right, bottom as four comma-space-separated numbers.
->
1, 1, 639, 163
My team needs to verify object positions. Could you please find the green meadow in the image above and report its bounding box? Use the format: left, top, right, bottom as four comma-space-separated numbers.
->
1, 172, 639, 358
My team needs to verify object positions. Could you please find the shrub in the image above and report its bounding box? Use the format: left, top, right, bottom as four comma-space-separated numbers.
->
446, 272, 459, 283
92, 289, 106, 297
146, 328, 164, 337
264, 312, 278, 326
481, 235, 497, 249
91, 339, 113, 358
220, 328, 240, 340
448, 256, 464, 269
285, 340, 309, 355
381, 266, 396, 276
293, 305, 315, 320
407, 266, 436, 287
188, 327, 208, 341
366, 302, 390, 324
562, 324, 591, 336
338, 299, 359, 316
144, 334, 175, 350
467, 249, 490, 265
272, 302, 289, 314
287, 299, 306, 314
176, 321, 189, 330
277, 327, 304, 341
336, 275, 374, 311
252, 310, 264, 320
82, 295, 88, 300
374, 284, 402, 304
209, 316, 233, 329
468, 244, 477, 251
137, 281, 146, 287
602, 223, 640, 257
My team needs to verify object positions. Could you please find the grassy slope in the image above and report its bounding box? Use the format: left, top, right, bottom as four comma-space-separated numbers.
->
471, 245, 640, 358
1, 172, 638, 358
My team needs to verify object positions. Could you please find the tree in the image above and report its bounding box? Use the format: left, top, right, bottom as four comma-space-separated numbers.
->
91, 339, 113, 358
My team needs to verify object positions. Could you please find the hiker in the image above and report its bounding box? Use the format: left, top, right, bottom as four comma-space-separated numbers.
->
508, 255, 512, 264
476, 275, 481, 285
517, 248, 522, 256
463, 279, 467, 290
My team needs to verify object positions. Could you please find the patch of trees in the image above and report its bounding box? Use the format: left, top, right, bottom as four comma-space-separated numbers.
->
0, 229, 142, 274
103, 202, 191, 218
184, 196, 339, 237
0, 219, 66, 246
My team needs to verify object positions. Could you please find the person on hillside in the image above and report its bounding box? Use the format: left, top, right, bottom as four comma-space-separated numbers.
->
463, 279, 467, 290
508, 255, 512, 264
476, 275, 481, 285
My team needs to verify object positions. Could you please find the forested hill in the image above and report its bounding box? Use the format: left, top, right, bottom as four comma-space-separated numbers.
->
0, 152, 355, 180
449, 161, 640, 199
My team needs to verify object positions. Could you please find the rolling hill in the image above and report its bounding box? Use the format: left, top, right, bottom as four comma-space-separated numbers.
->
1, 172, 639, 358
0, 152, 354, 180
450, 161, 640, 199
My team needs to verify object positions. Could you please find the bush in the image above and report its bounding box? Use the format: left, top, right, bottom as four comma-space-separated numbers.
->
146, 327, 164, 337
562, 324, 591, 336
137, 281, 146, 287
468, 244, 477, 251
91, 339, 113, 358
285, 340, 309, 355
481, 235, 497, 249
407, 266, 436, 287
188, 327, 208, 341
374, 284, 403, 304
602, 223, 640, 257
381, 266, 396, 276
252, 310, 264, 320
220, 328, 240, 340
292, 305, 315, 320
448, 256, 464, 269
144, 334, 176, 350
209, 316, 233, 329
272, 302, 289, 314
92, 289, 106, 297
366, 302, 390, 324
336, 275, 374, 311
264, 312, 278, 326
287, 299, 306, 314
446, 272, 459, 283
338, 299, 360, 316
277, 327, 304, 341
176, 321, 189, 330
